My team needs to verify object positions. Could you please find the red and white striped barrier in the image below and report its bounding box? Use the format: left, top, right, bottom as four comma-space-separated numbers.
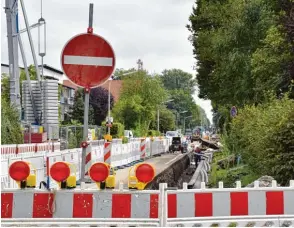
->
2, 182, 294, 221
140, 138, 146, 159
1, 145, 18, 159
167, 186, 294, 218
17, 144, 36, 154
1, 142, 61, 158
1, 190, 159, 218
85, 143, 92, 176
104, 142, 111, 165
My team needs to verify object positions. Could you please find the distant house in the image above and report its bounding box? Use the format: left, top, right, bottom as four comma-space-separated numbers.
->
100, 80, 123, 103
61, 80, 77, 121
1, 63, 24, 77
38, 64, 65, 83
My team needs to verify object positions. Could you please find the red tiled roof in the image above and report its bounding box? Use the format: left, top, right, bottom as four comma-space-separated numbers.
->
100, 80, 123, 103
62, 79, 123, 103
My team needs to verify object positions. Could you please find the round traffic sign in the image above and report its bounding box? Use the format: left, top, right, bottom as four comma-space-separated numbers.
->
50, 162, 70, 182
89, 162, 109, 182
9, 161, 30, 181
135, 163, 155, 183
231, 106, 237, 117
61, 33, 116, 88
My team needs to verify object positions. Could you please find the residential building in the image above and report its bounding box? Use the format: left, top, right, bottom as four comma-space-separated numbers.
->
60, 80, 77, 121
1, 63, 77, 121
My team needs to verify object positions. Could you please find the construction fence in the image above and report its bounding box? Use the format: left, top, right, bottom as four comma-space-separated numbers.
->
1, 137, 171, 189
1, 181, 294, 227
59, 125, 104, 150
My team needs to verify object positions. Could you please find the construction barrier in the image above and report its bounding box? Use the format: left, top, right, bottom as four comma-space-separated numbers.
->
1, 155, 45, 189
1, 138, 171, 189
1, 181, 294, 227
167, 186, 294, 218
1, 190, 159, 218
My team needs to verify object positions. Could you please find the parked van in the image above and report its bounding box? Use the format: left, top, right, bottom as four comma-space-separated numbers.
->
124, 130, 133, 138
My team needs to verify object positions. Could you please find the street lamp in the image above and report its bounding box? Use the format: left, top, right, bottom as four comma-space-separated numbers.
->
38, 0, 46, 79
157, 99, 174, 132
178, 110, 188, 133
107, 71, 137, 134
183, 116, 192, 135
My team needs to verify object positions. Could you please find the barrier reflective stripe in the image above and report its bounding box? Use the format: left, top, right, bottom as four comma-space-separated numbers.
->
1, 142, 61, 156
85, 143, 92, 176
140, 139, 146, 159
1, 191, 159, 218
104, 142, 111, 165
167, 190, 294, 218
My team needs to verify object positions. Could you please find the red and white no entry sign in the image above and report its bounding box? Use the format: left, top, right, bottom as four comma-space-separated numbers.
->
61, 33, 116, 88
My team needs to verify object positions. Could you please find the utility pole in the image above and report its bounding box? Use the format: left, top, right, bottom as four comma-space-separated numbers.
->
5, 0, 21, 117
157, 109, 160, 132
137, 59, 143, 70
108, 80, 111, 134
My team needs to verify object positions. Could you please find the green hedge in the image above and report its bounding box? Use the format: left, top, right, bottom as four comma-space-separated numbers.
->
223, 95, 294, 185
147, 130, 161, 137
102, 121, 125, 138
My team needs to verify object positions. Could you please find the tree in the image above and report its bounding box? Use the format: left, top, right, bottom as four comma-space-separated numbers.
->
149, 108, 176, 133
65, 87, 114, 126
2, 65, 38, 104
159, 68, 210, 130
112, 70, 168, 135
89, 87, 114, 125
1, 97, 23, 144
187, 0, 294, 129
161, 69, 197, 94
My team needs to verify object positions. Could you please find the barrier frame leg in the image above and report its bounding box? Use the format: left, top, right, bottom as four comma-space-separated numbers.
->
159, 183, 168, 227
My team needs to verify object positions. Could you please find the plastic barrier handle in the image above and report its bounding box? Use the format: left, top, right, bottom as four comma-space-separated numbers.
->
68, 163, 77, 176
128, 165, 135, 178
109, 165, 115, 175
27, 162, 37, 175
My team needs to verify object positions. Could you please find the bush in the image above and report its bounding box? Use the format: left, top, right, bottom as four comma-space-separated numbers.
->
122, 136, 129, 144
223, 94, 294, 185
101, 122, 125, 138
147, 130, 161, 137
67, 127, 83, 149
1, 98, 23, 144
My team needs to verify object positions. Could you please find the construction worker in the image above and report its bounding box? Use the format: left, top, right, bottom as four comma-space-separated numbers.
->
194, 146, 202, 166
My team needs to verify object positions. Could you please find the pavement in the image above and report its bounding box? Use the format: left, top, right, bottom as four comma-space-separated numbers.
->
85, 152, 187, 189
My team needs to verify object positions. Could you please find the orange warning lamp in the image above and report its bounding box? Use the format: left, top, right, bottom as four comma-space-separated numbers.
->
50, 162, 71, 189
9, 161, 36, 189
128, 163, 155, 190
135, 163, 155, 183
89, 162, 110, 189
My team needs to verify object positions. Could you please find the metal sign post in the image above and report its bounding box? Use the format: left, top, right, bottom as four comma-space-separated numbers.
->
80, 4, 93, 182
60, 3, 115, 182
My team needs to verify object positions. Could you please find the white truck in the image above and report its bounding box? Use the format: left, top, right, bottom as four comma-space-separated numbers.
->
124, 130, 133, 138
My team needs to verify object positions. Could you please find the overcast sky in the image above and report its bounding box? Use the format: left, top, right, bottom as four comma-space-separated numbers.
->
1, 0, 213, 123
